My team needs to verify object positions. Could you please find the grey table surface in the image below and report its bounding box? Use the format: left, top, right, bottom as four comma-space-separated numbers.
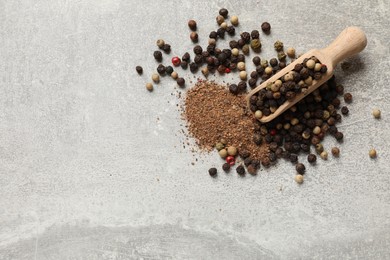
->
1, 0, 390, 259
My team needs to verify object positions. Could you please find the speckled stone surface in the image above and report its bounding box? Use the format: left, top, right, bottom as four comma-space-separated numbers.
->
0, 0, 389, 259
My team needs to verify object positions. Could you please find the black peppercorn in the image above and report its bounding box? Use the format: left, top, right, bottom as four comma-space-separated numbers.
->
229, 84, 238, 95
136, 66, 143, 75
217, 28, 226, 38
153, 50, 163, 62
269, 58, 278, 67
208, 167, 217, 177
176, 77, 185, 87
334, 131, 344, 141
253, 133, 262, 145
239, 149, 250, 159
252, 56, 261, 66
194, 55, 203, 64
244, 157, 252, 166
188, 20, 197, 31
289, 154, 298, 163
237, 54, 245, 62
209, 31, 218, 39
189, 62, 198, 73
236, 165, 245, 175
182, 52, 190, 62
190, 32, 199, 43
341, 106, 349, 115
238, 81, 247, 92
241, 32, 251, 43
307, 154, 317, 163
249, 78, 257, 88
296, 163, 306, 174
247, 165, 257, 175
336, 84, 344, 94
251, 30, 260, 39
180, 61, 188, 69
261, 22, 271, 33
344, 93, 352, 103
157, 64, 166, 75
222, 163, 230, 172
193, 45, 203, 55
219, 8, 228, 18
226, 25, 235, 35
162, 44, 171, 54
165, 65, 173, 74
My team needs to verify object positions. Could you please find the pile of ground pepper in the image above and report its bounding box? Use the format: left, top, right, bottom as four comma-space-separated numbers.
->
184, 80, 269, 163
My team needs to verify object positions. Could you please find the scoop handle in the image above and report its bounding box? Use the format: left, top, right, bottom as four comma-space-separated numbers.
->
320, 26, 367, 67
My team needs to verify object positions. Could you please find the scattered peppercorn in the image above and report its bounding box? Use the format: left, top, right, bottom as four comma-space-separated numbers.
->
369, 149, 377, 158
190, 32, 199, 42
236, 165, 245, 175
170, 71, 178, 79
261, 22, 271, 33
222, 163, 230, 172
226, 25, 235, 35
341, 106, 349, 115
307, 154, 317, 164
209, 167, 217, 177
152, 73, 160, 83
344, 93, 352, 103
295, 174, 304, 184
331, 147, 340, 157
320, 151, 328, 160
372, 109, 381, 119
188, 20, 197, 31
136, 66, 143, 75
165, 66, 173, 75
296, 163, 306, 174
162, 44, 171, 53
177, 77, 185, 87
287, 47, 295, 58
219, 8, 228, 18
145, 83, 153, 91
153, 50, 162, 62
253, 56, 261, 66
156, 39, 165, 48
219, 149, 228, 158
247, 164, 257, 175
216, 15, 224, 25
274, 40, 284, 51
230, 15, 239, 26
157, 64, 166, 75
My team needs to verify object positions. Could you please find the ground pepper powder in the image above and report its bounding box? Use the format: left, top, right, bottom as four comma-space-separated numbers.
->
184, 80, 269, 163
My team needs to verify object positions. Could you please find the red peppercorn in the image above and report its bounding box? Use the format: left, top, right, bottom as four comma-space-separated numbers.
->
270, 129, 277, 136
225, 68, 231, 73
172, 57, 181, 66
226, 155, 235, 166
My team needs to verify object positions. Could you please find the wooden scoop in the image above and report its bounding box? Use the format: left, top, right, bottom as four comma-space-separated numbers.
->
247, 26, 367, 123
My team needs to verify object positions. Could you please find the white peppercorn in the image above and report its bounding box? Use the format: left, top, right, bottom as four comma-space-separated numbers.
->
320, 151, 328, 160
239, 71, 247, 80
227, 146, 237, 156
220, 22, 227, 29
306, 59, 315, 69
372, 109, 381, 119
232, 48, 239, 56
146, 83, 153, 91
230, 15, 239, 26
156, 39, 165, 48
286, 47, 295, 58
201, 67, 209, 77
295, 174, 304, 184
314, 63, 322, 71
264, 67, 273, 75
152, 73, 160, 83
237, 62, 245, 71
255, 110, 263, 119
369, 149, 377, 158
171, 71, 178, 79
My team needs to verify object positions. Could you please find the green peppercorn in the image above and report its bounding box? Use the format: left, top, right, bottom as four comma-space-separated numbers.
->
215, 142, 224, 151
242, 44, 250, 55
250, 39, 261, 52
277, 51, 287, 61
315, 143, 324, 154
274, 40, 284, 51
